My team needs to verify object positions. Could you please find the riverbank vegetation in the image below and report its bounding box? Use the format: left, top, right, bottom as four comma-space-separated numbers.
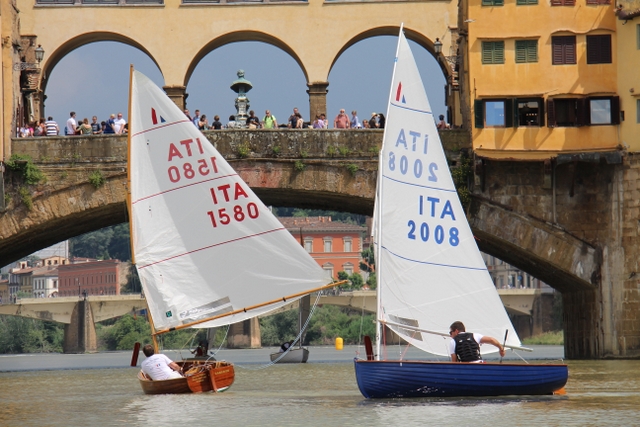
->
521, 330, 564, 345
0, 304, 376, 354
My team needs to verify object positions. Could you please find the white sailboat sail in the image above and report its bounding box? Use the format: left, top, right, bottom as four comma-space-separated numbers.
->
129, 70, 331, 332
374, 30, 521, 357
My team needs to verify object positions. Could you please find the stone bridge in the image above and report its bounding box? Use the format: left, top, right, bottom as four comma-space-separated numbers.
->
2, 130, 639, 359
0, 295, 147, 353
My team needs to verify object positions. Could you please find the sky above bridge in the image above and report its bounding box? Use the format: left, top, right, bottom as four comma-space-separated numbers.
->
44, 37, 446, 130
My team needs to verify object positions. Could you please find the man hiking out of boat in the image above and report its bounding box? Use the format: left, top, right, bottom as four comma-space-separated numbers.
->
141, 344, 183, 380
449, 321, 505, 363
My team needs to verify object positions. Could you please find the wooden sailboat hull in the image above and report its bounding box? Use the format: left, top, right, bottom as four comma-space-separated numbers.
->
269, 348, 309, 363
354, 359, 568, 398
138, 360, 235, 395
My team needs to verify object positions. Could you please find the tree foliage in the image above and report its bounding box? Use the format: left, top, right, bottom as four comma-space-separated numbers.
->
0, 316, 63, 353
260, 305, 375, 346
70, 223, 132, 261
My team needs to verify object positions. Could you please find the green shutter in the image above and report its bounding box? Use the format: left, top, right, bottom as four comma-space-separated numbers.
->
516, 40, 538, 63
515, 41, 526, 63
494, 42, 505, 64
527, 40, 538, 62
482, 42, 492, 64
475, 100, 485, 129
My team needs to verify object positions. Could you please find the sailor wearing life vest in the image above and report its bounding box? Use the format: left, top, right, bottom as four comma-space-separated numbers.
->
449, 321, 506, 363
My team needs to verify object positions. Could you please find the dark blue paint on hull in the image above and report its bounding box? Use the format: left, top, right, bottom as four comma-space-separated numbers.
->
354, 359, 568, 398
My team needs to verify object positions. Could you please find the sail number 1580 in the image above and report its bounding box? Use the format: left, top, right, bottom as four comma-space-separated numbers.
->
207, 203, 259, 228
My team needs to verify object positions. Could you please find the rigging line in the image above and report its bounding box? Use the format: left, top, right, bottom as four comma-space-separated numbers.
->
208, 324, 231, 358
236, 290, 324, 371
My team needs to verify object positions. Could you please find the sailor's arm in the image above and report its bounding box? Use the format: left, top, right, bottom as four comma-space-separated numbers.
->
480, 336, 506, 357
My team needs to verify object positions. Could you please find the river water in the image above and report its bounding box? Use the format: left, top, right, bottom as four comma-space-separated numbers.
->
1, 347, 639, 427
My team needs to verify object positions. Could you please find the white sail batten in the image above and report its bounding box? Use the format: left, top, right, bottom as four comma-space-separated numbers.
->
129, 71, 330, 331
375, 32, 521, 357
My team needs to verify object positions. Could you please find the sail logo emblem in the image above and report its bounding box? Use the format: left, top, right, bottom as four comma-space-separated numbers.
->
395, 82, 406, 104
151, 108, 166, 125
165, 310, 173, 318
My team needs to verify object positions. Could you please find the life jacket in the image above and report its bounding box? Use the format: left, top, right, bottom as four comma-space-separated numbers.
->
454, 332, 481, 362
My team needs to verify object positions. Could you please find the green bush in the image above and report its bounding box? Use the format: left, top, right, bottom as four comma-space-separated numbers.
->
294, 160, 306, 171
346, 163, 358, 176
5, 154, 45, 185
18, 187, 33, 210
88, 170, 106, 189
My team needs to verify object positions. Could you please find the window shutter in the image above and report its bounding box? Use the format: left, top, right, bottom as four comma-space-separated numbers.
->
482, 42, 493, 64
611, 96, 621, 125
536, 97, 545, 127
566, 37, 576, 64
577, 98, 589, 126
474, 100, 485, 128
527, 41, 538, 63
505, 99, 514, 128
494, 41, 505, 64
515, 41, 526, 63
547, 99, 556, 127
551, 0, 562, 5
552, 38, 564, 64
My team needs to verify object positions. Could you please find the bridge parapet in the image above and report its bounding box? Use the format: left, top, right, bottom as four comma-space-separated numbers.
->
10, 129, 470, 164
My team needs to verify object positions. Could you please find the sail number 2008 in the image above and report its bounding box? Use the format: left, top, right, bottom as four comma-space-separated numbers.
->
407, 220, 459, 246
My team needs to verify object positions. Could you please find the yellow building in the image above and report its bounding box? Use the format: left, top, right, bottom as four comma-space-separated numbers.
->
467, 0, 619, 159
615, 1, 640, 151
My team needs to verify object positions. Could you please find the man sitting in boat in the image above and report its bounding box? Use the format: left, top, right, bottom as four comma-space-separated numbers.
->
141, 344, 184, 380
279, 341, 294, 353
449, 321, 505, 363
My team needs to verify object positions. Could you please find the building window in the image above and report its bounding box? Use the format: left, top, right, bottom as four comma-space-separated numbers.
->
586, 0, 610, 4
304, 238, 313, 253
636, 100, 640, 124
516, 98, 544, 126
343, 238, 352, 253
482, 41, 505, 64
474, 99, 514, 128
589, 98, 619, 125
323, 238, 332, 253
516, 0, 537, 4
343, 263, 354, 275
552, 36, 576, 65
637, 25, 640, 50
482, 0, 503, 5
515, 40, 538, 63
322, 263, 334, 280
547, 97, 619, 127
586, 35, 612, 64
551, 0, 575, 5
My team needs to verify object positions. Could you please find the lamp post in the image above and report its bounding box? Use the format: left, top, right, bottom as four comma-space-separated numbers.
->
230, 70, 252, 128
13, 44, 45, 71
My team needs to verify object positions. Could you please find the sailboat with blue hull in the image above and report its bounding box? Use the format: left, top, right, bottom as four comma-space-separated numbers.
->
353, 27, 568, 399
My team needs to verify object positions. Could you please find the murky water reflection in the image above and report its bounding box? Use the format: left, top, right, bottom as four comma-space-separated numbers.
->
1, 360, 639, 426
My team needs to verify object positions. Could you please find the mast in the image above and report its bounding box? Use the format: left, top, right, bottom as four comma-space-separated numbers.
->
126, 64, 136, 265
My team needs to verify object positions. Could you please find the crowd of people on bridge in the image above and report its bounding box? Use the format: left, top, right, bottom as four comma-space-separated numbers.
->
17, 106, 451, 137
18, 111, 128, 137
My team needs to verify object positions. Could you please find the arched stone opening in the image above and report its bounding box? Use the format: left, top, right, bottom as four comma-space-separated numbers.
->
327, 26, 454, 127
40, 32, 162, 95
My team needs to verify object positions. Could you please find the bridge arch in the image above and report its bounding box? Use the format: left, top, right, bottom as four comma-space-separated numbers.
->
328, 26, 450, 82
40, 32, 163, 95
184, 31, 309, 88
